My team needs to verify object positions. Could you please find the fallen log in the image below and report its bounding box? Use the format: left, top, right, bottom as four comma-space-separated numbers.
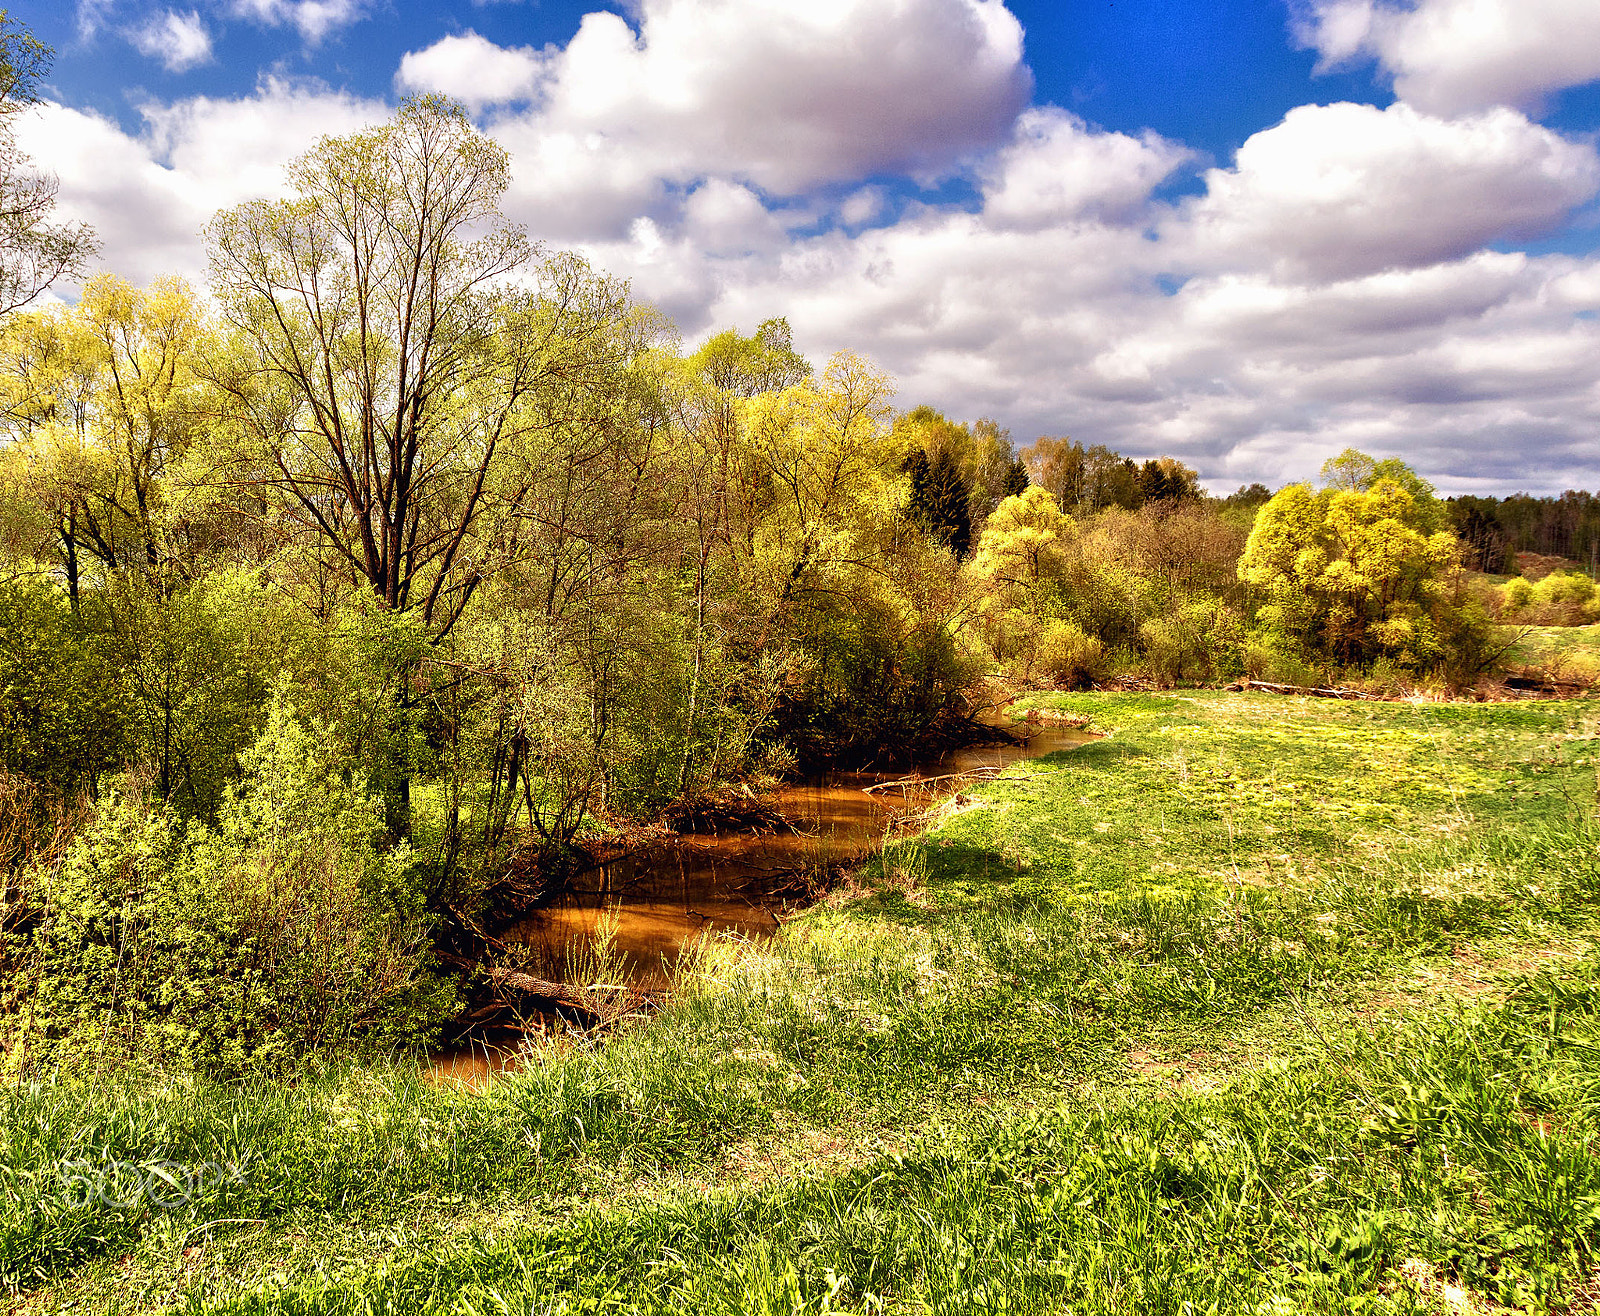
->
861, 766, 1006, 794
484, 965, 641, 1012
1232, 679, 1381, 701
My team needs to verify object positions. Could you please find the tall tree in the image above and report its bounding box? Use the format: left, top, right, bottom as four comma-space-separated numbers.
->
0, 275, 210, 598
206, 96, 632, 640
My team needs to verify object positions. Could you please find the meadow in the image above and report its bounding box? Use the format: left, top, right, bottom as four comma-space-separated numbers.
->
5, 688, 1599, 1315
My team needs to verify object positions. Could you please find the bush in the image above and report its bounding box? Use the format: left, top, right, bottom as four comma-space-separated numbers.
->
1139, 598, 1243, 686
1497, 571, 1599, 626
2, 699, 456, 1075
1035, 620, 1106, 689
1240, 633, 1327, 687
0, 579, 127, 798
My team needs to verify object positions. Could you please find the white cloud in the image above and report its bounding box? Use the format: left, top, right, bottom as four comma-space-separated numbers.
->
129, 10, 214, 73
560, 105, 1600, 492
224, 0, 369, 44
979, 107, 1190, 229
1172, 101, 1600, 281
403, 0, 1030, 213
76, 0, 118, 39
22, 0, 1600, 495
1293, 0, 1600, 115
394, 31, 547, 111
13, 81, 387, 287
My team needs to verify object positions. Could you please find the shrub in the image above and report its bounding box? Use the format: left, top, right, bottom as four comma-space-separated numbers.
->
2, 699, 455, 1075
1139, 598, 1243, 685
0, 579, 127, 798
1035, 620, 1106, 689
1497, 570, 1599, 626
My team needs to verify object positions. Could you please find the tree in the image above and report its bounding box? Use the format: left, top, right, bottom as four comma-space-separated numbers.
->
1320, 446, 1446, 533
206, 96, 633, 641
0, 275, 211, 600
905, 445, 972, 556
1002, 454, 1030, 499
1238, 469, 1481, 669
971, 485, 1074, 590
0, 17, 96, 314
669, 318, 809, 791
967, 417, 1023, 525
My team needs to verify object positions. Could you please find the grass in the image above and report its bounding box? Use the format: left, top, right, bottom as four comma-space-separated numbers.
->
4, 690, 1600, 1314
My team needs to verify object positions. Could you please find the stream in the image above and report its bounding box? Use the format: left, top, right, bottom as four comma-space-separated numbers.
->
428, 716, 1096, 1087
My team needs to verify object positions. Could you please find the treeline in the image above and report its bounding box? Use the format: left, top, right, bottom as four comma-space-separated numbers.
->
1449, 491, 1600, 575
1022, 437, 1205, 512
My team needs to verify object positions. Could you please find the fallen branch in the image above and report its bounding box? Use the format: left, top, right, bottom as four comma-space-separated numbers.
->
485, 965, 640, 1011
1232, 679, 1382, 701
861, 766, 1007, 794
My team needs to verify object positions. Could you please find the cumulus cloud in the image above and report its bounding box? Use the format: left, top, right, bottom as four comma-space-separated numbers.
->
394, 31, 547, 111
224, 0, 370, 44
400, 0, 1030, 207
978, 107, 1191, 229
1293, 0, 1600, 115
129, 10, 214, 72
23, 0, 1600, 493
561, 101, 1600, 493
12, 81, 387, 286
1171, 101, 1600, 282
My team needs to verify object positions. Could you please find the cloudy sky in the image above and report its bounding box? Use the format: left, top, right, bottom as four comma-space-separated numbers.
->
11, 0, 1600, 494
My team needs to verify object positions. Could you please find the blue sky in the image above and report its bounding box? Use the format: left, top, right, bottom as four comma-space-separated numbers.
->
11, 0, 1600, 493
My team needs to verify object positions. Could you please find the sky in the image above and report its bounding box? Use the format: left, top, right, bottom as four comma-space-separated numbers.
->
9, 0, 1600, 496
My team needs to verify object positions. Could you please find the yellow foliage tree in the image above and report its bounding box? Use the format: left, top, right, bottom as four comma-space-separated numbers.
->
971, 485, 1075, 590
1238, 473, 1479, 667
0, 273, 211, 601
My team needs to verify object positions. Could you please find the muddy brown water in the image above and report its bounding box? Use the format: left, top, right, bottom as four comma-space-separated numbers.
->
429, 719, 1096, 1087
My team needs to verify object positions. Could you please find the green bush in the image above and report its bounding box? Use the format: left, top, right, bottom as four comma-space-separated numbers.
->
1139, 598, 1243, 685
2, 699, 455, 1074
1035, 620, 1106, 689
1501, 571, 1600, 626
0, 579, 127, 798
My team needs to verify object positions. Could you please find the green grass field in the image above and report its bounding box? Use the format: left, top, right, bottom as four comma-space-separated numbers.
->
5, 691, 1600, 1315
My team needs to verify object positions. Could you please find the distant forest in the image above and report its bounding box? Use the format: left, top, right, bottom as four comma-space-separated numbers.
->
1026, 436, 1599, 581
1446, 492, 1600, 576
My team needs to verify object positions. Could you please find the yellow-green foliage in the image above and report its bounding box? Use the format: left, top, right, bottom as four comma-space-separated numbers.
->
971, 485, 1075, 590
1501, 570, 1600, 626
3, 699, 455, 1073
1239, 477, 1487, 671
1035, 619, 1106, 688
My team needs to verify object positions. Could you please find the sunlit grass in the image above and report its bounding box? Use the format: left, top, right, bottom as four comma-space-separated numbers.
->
6, 690, 1600, 1312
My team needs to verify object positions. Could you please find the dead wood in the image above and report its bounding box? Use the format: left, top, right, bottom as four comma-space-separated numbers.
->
483, 965, 643, 1013
861, 766, 1007, 794
1231, 679, 1382, 701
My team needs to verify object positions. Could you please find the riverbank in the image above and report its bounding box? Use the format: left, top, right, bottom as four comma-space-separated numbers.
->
5, 689, 1599, 1314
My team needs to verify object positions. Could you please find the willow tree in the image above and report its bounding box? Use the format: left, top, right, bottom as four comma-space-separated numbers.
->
206, 96, 644, 843
0, 275, 210, 599
205, 95, 618, 638
1237, 470, 1484, 670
